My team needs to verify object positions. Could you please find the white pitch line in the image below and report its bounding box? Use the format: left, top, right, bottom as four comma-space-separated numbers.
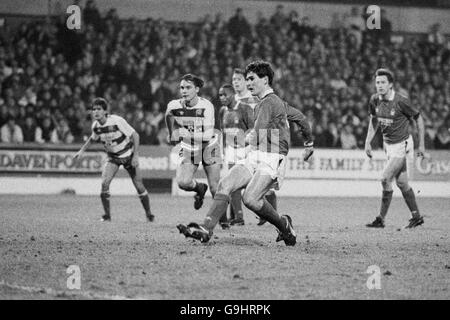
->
0, 280, 139, 300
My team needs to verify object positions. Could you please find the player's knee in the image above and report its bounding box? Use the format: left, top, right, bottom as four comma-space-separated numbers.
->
101, 181, 111, 192
395, 179, 409, 192
177, 176, 193, 190
209, 185, 217, 198
242, 192, 260, 211
381, 177, 392, 190
216, 180, 232, 195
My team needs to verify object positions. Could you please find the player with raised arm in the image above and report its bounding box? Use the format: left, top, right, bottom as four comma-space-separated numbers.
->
74, 98, 154, 222
177, 61, 314, 246
365, 69, 425, 229
165, 74, 221, 210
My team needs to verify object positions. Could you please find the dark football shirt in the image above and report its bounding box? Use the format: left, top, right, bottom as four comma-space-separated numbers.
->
368, 92, 419, 144
253, 91, 290, 155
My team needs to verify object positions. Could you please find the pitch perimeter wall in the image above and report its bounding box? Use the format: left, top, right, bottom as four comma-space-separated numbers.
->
0, 144, 448, 197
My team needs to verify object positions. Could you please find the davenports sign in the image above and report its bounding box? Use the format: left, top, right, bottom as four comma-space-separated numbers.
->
0, 150, 104, 173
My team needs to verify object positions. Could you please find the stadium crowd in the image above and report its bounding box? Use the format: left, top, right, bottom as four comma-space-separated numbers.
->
0, 0, 449, 149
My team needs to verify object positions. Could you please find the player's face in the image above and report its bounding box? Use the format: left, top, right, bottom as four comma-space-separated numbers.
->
180, 80, 198, 103
246, 71, 266, 97
92, 105, 107, 121
232, 73, 246, 92
219, 88, 233, 106
375, 76, 392, 95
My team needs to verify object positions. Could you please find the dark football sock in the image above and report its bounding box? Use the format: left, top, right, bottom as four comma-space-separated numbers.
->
254, 199, 286, 233
100, 192, 111, 217
379, 190, 393, 220
230, 189, 243, 220
265, 192, 277, 211
138, 191, 151, 215
402, 188, 420, 218
203, 193, 230, 231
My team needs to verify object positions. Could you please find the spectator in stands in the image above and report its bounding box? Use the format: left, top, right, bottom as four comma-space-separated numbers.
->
0, 8, 448, 151
35, 117, 58, 144
21, 115, 37, 143
434, 125, 450, 149
55, 119, 74, 144
428, 23, 445, 46
0, 103, 11, 128
270, 4, 287, 31
344, 7, 365, 48
139, 122, 159, 145
314, 124, 335, 148
227, 8, 251, 40
340, 124, 357, 149
146, 102, 164, 130
1, 116, 23, 143
83, 0, 103, 31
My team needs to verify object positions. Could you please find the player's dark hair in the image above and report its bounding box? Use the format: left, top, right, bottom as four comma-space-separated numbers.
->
220, 84, 235, 93
92, 97, 108, 110
181, 74, 204, 88
244, 60, 274, 86
233, 68, 245, 76
375, 68, 395, 83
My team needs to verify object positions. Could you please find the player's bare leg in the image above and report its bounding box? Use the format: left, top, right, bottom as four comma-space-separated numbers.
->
228, 163, 245, 226
176, 162, 207, 209
177, 164, 251, 242
367, 157, 404, 228
100, 161, 120, 221
126, 165, 154, 222
204, 162, 228, 228
395, 166, 423, 228
257, 190, 277, 226
242, 171, 296, 245
203, 164, 251, 230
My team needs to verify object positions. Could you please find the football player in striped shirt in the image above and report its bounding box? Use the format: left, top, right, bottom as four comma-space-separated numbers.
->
74, 98, 154, 222
165, 74, 221, 209
365, 68, 425, 229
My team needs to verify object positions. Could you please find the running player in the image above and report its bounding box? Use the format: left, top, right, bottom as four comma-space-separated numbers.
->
177, 61, 314, 246
219, 83, 313, 227
231, 68, 278, 226
365, 68, 425, 229
165, 74, 221, 209
74, 97, 154, 222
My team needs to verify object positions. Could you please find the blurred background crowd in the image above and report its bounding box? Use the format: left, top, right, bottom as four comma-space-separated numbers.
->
0, 0, 449, 149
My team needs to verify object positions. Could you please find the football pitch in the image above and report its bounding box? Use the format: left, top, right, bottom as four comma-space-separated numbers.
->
0, 194, 449, 300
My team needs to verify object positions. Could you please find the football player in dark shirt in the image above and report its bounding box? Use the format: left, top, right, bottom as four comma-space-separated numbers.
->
177, 61, 314, 246
365, 69, 425, 229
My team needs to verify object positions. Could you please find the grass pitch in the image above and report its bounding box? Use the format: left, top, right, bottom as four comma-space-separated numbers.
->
0, 194, 449, 299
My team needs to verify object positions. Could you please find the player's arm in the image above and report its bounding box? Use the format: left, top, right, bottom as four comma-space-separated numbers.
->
285, 103, 313, 144
73, 134, 95, 160
165, 103, 177, 145
130, 130, 140, 167
415, 114, 425, 157
365, 115, 378, 159
399, 98, 425, 157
